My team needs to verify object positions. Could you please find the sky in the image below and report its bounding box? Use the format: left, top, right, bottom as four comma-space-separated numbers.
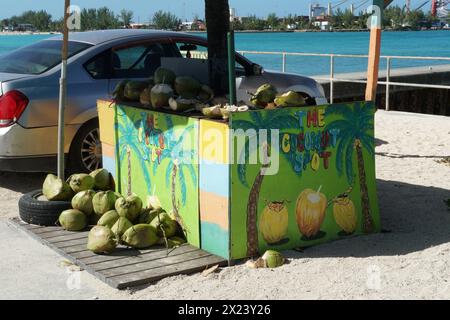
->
0, 1, 434, 21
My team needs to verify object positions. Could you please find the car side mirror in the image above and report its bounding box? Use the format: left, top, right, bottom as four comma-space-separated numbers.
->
252, 64, 263, 75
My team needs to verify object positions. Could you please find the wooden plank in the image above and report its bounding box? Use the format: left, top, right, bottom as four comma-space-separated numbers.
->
44, 231, 89, 243
88, 245, 199, 271
8, 217, 227, 290
110, 255, 226, 289
101, 249, 212, 277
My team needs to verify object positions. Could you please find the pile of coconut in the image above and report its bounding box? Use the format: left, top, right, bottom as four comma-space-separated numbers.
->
42, 170, 185, 254
112, 67, 308, 121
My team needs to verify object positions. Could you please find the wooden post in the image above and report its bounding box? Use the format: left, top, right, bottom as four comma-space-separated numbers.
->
365, 0, 384, 102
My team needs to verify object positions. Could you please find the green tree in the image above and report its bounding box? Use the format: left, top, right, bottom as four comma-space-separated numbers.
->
325, 102, 376, 234
152, 10, 181, 30
96, 7, 120, 30
234, 110, 299, 257
266, 12, 279, 29
119, 9, 134, 27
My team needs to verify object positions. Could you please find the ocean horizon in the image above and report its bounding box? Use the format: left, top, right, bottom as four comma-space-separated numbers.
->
1, 30, 449, 76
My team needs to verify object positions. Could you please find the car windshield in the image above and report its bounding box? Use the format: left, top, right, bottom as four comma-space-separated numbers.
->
0, 40, 92, 75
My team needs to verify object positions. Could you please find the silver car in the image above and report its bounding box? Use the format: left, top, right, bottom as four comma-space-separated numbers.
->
0, 29, 327, 173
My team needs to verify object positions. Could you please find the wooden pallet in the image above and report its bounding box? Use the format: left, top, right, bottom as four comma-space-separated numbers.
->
9, 218, 227, 289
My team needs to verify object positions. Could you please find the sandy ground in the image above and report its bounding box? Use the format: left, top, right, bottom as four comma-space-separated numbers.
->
0, 110, 449, 300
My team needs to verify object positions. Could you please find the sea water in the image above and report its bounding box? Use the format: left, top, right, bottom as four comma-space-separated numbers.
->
0, 31, 449, 76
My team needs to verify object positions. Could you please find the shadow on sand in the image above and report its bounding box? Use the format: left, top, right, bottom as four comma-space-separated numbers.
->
0, 172, 46, 194
286, 179, 450, 259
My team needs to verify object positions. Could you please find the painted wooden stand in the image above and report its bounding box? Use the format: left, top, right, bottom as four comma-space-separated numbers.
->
98, 100, 380, 261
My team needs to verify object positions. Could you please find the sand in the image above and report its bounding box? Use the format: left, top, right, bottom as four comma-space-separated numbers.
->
1, 109, 449, 300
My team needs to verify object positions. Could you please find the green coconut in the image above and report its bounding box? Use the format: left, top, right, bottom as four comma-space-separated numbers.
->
274, 91, 306, 108
71, 190, 96, 216
261, 250, 285, 268
93, 191, 118, 216
168, 97, 197, 112
167, 236, 187, 248
67, 174, 95, 194
151, 84, 174, 109
250, 84, 278, 108
174, 76, 201, 99
113, 80, 129, 101
138, 208, 164, 224
42, 174, 73, 201
111, 217, 133, 240
154, 67, 176, 85
59, 209, 87, 231
150, 212, 178, 238
89, 168, 111, 191
115, 195, 143, 222
146, 195, 162, 210
87, 226, 117, 254
124, 81, 149, 101
97, 210, 120, 229
201, 105, 222, 119
198, 85, 214, 102
122, 224, 159, 249
140, 88, 152, 106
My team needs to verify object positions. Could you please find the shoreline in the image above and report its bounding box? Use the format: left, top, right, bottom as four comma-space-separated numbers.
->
0, 31, 60, 36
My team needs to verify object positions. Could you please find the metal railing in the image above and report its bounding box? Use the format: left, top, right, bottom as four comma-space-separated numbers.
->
238, 50, 450, 110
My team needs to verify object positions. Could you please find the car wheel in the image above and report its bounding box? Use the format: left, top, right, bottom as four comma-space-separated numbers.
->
19, 190, 72, 226
69, 119, 103, 174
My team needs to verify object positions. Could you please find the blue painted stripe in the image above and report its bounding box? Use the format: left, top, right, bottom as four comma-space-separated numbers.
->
201, 222, 229, 259
199, 161, 229, 197
102, 156, 116, 179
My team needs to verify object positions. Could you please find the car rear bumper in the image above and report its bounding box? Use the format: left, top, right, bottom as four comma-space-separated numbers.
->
0, 123, 80, 157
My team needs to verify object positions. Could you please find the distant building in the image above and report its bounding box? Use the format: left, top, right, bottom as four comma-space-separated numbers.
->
310, 3, 327, 20
179, 19, 206, 31
16, 24, 35, 32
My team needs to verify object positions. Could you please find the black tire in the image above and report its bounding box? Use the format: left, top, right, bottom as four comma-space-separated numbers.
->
68, 118, 103, 174
19, 190, 72, 226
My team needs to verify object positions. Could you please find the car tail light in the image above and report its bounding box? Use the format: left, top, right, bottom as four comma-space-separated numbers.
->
0, 90, 29, 127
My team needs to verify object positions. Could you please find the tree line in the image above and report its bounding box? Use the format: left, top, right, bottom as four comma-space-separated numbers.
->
1, 6, 448, 32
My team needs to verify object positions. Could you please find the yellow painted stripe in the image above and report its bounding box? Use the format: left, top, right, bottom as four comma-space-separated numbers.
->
199, 119, 229, 164
97, 100, 116, 145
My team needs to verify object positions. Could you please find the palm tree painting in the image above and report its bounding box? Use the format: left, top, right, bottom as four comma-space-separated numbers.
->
116, 107, 152, 196
233, 110, 299, 257
158, 115, 198, 234
325, 102, 376, 234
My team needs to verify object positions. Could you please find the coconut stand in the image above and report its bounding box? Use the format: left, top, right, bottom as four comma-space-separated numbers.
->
97, 1, 386, 262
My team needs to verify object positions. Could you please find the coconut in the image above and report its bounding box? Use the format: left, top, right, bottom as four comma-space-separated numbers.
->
201, 105, 222, 119
198, 85, 214, 102
138, 208, 163, 224
174, 76, 201, 99
115, 195, 143, 222
124, 81, 149, 101
111, 217, 133, 240
140, 88, 152, 106
93, 191, 118, 216
167, 236, 187, 248
71, 190, 96, 216
151, 84, 174, 109
97, 210, 120, 228
146, 195, 162, 210
122, 224, 159, 249
250, 84, 278, 108
150, 212, 178, 238
154, 67, 176, 85
67, 174, 95, 194
169, 97, 197, 112
113, 80, 129, 101
59, 209, 87, 231
89, 168, 111, 191
274, 91, 306, 108
42, 174, 73, 201
87, 226, 117, 254
261, 250, 285, 268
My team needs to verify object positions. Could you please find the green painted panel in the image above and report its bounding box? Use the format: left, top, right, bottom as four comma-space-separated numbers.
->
230, 102, 380, 260
116, 105, 200, 247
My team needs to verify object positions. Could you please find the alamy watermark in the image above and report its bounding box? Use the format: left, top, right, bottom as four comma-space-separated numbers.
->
66, 5, 81, 30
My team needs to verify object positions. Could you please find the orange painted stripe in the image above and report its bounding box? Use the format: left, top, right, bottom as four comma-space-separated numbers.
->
102, 143, 115, 158
200, 190, 229, 230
